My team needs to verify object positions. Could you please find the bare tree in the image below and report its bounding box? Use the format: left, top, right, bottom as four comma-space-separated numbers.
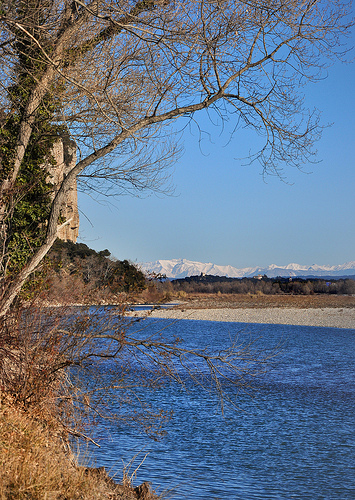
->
0, 302, 276, 441
0, 0, 353, 315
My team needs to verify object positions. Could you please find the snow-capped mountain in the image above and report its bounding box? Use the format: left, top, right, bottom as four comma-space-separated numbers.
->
140, 258, 355, 279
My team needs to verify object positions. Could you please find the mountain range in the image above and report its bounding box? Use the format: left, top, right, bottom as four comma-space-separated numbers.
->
140, 258, 355, 279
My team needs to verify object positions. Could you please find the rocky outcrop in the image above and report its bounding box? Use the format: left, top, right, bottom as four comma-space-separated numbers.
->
49, 135, 79, 242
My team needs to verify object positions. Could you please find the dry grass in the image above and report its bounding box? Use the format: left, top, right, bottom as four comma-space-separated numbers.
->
0, 301, 164, 500
178, 293, 355, 309
0, 395, 108, 499
0, 395, 160, 499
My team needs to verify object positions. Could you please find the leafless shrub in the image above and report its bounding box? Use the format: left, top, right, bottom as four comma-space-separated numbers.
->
0, 299, 276, 443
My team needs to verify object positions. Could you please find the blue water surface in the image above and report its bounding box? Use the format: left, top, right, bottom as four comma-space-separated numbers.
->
86, 319, 355, 500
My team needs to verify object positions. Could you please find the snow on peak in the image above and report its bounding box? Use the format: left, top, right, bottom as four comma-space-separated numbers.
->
140, 259, 355, 279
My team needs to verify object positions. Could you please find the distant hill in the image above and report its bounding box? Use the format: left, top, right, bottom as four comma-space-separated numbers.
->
45, 240, 147, 303
140, 258, 355, 279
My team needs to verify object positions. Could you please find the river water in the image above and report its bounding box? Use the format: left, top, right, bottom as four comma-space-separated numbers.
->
86, 318, 355, 499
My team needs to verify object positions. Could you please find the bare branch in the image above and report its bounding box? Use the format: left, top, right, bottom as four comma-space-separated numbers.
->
0, 0, 353, 313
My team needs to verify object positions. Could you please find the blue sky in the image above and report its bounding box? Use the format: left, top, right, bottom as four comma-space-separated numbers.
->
77, 38, 355, 269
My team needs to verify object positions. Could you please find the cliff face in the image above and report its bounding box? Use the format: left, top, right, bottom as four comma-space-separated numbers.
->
49, 136, 79, 242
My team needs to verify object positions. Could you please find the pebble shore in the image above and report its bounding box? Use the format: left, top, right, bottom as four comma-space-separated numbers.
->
148, 306, 355, 329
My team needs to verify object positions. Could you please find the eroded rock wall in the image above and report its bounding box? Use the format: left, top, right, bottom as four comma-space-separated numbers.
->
49, 136, 79, 242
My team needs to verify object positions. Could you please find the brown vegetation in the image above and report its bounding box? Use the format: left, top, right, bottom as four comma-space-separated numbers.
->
174, 293, 355, 310
0, 394, 158, 499
0, 395, 113, 500
43, 241, 148, 306
0, 302, 165, 499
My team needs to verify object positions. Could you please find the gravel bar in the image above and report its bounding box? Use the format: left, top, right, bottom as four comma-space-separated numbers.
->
148, 306, 355, 329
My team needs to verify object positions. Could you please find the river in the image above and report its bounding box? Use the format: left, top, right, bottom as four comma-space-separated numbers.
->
85, 318, 355, 500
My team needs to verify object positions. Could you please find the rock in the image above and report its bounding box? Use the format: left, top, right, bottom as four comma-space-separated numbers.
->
48, 134, 79, 243
134, 482, 156, 499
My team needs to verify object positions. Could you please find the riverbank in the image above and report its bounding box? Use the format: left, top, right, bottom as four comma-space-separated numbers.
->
167, 293, 355, 309
148, 305, 355, 329
140, 294, 355, 329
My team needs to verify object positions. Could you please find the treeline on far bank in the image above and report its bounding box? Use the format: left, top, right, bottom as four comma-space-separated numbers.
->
166, 274, 355, 296
40, 242, 355, 302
